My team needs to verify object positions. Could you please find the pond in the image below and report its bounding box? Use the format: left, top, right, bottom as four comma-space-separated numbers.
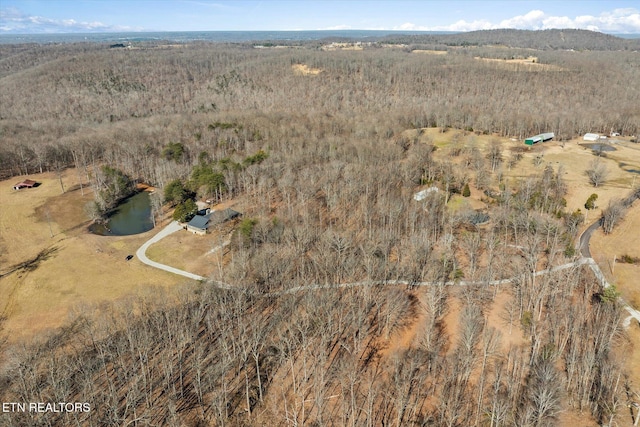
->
582, 143, 616, 152
90, 191, 154, 236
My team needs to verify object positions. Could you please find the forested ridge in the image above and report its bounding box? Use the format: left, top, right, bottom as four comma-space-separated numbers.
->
0, 30, 639, 426
379, 28, 640, 51
1, 30, 639, 181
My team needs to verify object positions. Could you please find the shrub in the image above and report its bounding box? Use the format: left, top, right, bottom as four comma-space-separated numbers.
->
164, 179, 188, 205
238, 218, 258, 240
162, 142, 185, 162
242, 150, 269, 167
564, 243, 576, 258
462, 183, 471, 197
584, 193, 598, 210
172, 199, 197, 223
619, 254, 639, 264
599, 285, 620, 304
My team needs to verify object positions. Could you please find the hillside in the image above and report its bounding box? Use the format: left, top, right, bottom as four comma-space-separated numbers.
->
381, 28, 640, 50
1, 35, 640, 426
1, 40, 639, 181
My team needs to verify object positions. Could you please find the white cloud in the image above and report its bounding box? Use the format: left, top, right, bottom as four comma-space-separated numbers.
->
410, 7, 640, 33
499, 10, 545, 29
447, 19, 493, 32
395, 22, 420, 31
542, 16, 574, 29
0, 6, 138, 33
1, 5, 640, 34
323, 24, 353, 30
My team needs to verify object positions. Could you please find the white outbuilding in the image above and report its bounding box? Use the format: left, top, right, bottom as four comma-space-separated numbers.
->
413, 186, 439, 201
583, 133, 600, 141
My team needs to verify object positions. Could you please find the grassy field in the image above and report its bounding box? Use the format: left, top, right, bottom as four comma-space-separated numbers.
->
409, 127, 640, 217
0, 170, 184, 341
145, 223, 233, 278
590, 201, 640, 309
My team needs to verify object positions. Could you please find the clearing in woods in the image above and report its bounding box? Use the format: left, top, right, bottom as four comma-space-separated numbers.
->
0, 169, 183, 341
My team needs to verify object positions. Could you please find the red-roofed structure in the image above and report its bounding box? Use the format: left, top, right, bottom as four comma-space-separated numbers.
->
13, 179, 37, 190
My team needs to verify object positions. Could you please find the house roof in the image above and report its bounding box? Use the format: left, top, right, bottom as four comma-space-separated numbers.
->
210, 208, 241, 225
187, 214, 211, 231
15, 179, 37, 187
186, 208, 241, 231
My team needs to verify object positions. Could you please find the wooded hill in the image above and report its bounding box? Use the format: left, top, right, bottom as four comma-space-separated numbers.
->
1, 33, 639, 181
0, 31, 639, 426
379, 28, 640, 51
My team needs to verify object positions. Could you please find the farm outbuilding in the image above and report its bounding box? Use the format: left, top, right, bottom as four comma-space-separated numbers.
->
583, 133, 600, 141
13, 179, 37, 190
413, 186, 439, 201
524, 132, 555, 146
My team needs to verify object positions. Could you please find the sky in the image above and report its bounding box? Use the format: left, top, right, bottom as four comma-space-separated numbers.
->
1, 1, 640, 34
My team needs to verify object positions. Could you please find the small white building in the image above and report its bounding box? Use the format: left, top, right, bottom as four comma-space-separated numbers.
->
583, 133, 600, 141
413, 186, 439, 201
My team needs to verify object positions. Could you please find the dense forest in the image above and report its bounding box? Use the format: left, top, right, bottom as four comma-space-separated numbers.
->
379, 28, 640, 50
1, 30, 639, 426
1, 30, 639, 182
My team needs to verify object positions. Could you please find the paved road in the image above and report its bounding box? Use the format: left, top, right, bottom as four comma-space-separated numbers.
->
136, 221, 207, 281
577, 198, 640, 328
579, 218, 602, 258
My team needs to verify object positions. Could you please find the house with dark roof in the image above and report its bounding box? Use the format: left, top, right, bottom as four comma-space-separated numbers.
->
13, 179, 38, 190
186, 208, 241, 235
187, 214, 211, 235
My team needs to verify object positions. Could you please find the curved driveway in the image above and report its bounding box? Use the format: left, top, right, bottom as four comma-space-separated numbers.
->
578, 203, 640, 328
136, 221, 207, 281
579, 218, 602, 258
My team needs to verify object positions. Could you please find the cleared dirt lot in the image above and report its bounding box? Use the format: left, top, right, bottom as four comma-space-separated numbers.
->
0, 170, 183, 341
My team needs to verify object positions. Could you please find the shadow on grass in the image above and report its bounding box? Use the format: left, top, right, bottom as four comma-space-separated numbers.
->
0, 246, 59, 278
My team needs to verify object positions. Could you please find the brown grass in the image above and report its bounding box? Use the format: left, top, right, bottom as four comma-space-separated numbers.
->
474, 56, 565, 71
145, 225, 232, 277
403, 128, 640, 216
292, 64, 323, 75
411, 50, 447, 55
320, 42, 363, 51
0, 170, 183, 341
590, 201, 640, 310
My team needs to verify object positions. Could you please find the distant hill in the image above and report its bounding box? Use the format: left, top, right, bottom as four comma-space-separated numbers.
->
381, 29, 640, 51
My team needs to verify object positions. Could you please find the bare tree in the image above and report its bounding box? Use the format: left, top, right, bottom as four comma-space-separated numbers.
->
602, 198, 625, 234
586, 157, 609, 187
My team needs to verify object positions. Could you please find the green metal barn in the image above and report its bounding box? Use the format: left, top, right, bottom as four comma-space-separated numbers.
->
525, 132, 555, 145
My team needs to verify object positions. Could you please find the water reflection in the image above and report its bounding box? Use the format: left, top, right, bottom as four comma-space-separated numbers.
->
90, 192, 153, 236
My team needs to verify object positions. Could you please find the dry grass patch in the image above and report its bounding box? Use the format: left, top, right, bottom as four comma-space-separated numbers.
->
622, 325, 640, 394
504, 140, 640, 215
590, 202, 640, 309
401, 130, 639, 225
145, 227, 230, 277
292, 63, 323, 75
474, 56, 565, 71
411, 49, 447, 55
320, 42, 363, 51
0, 170, 183, 341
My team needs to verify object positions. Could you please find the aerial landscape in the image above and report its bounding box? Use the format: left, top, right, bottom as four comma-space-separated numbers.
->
1, 1, 640, 426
